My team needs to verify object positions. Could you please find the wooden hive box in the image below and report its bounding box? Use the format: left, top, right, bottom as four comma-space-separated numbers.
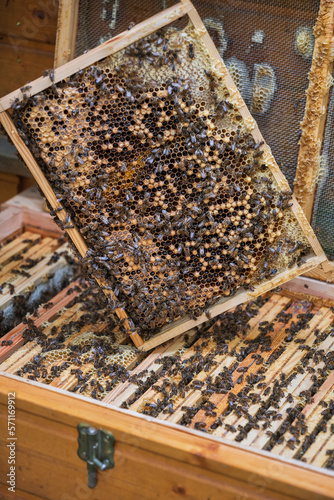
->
1, 1, 334, 499
0, 1, 331, 353
0, 209, 334, 499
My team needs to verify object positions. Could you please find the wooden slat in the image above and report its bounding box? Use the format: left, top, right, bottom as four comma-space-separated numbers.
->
54, 0, 79, 67
0, 236, 59, 284
302, 414, 334, 466
220, 307, 334, 441
282, 276, 334, 301
309, 427, 334, 468
163, 296, 291, 424
131, 295, 290, 415
190, 300, 311, 431
270, 371, 334, 459
246, 329, 334, 450
0, 302, 85, 373
0, 281, 81, 363
50, 329, 135, 392
104, 331, 196, 406
0, 2, 191, 111
0, 231, 38, 263
304, 264, 334, 283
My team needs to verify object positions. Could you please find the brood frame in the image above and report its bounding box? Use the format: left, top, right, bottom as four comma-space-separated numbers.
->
0, 0, 330, 351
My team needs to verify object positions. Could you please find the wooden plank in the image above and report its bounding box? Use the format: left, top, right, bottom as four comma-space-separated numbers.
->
190, 300, 312, 431
0, 302, 85, 373
246, 327, 334, 450
0, 0, 58, 44
131, 295, 290, 415
221, 307, 334, 443
0, 374, 333, 500
0, 411, 289, 500
294, 0, 334, 221
54, 0, 79, 67
50, 331, 136, 393
270, 371, 334, 459
304, 264, 334, 283
0, 171, 19, 204
162, 296, 291, 424
2, 186, 44, 213
0, 2, 191, 111
0, 231, 39, 262
281, 276, 334, 301
302, 415, 334, 466
0, 36, 55, 97
310, 428, 334, 468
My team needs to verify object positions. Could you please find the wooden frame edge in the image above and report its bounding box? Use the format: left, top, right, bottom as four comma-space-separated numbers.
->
0, 111, 143, 347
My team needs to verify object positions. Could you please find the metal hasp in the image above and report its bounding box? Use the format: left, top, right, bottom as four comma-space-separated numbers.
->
77, 423, 115, 488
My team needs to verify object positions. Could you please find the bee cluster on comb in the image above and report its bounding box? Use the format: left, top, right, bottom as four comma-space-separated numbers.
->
12, 22, 311, 339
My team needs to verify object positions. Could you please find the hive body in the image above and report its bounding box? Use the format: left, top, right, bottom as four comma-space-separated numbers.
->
13, 23, 312, 338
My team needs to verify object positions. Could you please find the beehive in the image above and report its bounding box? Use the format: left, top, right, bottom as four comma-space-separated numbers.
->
0, 1, 328, 349
0, 190, 334, 499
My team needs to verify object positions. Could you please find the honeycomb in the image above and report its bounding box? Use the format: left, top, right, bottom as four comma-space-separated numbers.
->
13, 22, 311, 338
225, 57, 250, 100
295, 27, 314, 60
250, 63, 276, 115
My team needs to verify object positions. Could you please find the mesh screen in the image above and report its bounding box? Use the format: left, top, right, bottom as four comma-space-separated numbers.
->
311, 73, 334, 261
13, 22, 311, 338
75, 0, 320, 188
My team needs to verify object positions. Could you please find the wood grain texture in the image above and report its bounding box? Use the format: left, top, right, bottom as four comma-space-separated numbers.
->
0, 36, 55, 97
0, 373, 334, 500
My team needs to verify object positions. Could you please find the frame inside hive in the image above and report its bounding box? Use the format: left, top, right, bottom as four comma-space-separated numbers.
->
0, 0, 329, 351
